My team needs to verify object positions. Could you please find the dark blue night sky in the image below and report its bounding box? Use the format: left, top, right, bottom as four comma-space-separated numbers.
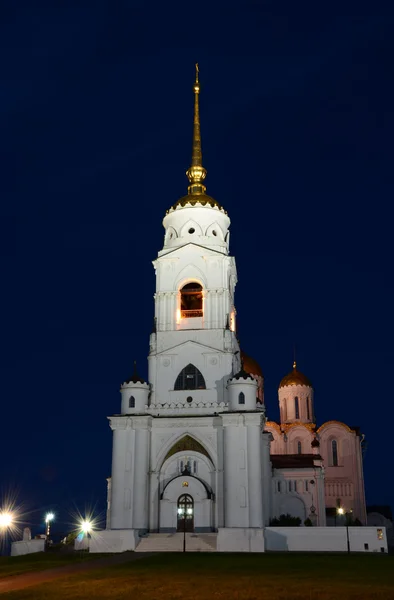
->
1, 3, 393, 534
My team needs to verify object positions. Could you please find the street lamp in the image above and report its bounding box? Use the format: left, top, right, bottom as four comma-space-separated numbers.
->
0, 512, 13, 528
336, 507, 350, 553
80, 520, 92, 535
45, 513, 55, 543
0, 511, 14, 557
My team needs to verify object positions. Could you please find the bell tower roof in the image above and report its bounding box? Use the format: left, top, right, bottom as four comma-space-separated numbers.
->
170, 64, 224, 212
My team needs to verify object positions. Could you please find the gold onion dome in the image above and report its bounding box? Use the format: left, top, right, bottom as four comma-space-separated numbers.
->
241, 351, 264, 378
171, 64, 224, 212
279, 361, 312, 389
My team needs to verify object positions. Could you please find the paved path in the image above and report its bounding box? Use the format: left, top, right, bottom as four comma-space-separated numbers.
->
0, 552, 153, 595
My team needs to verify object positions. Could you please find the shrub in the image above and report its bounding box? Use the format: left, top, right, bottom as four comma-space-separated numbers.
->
269, 513, 301, 527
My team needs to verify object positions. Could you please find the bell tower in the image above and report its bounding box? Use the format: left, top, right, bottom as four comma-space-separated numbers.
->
148, 65, 240, 410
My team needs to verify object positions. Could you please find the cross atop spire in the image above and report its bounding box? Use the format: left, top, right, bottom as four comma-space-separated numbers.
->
186, 63, 207, 195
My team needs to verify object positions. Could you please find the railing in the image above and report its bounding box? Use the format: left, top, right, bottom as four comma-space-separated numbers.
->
181, 310, 203, 318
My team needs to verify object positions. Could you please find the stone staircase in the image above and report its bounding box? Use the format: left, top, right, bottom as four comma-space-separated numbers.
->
136, 532, 217, 552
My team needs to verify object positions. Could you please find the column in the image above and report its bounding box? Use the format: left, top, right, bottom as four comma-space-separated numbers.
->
132, 417, 150, 531
222, 414, 241, 527
246, 414, 264, 528
261, 431, 272, 525
109, 417, 129, 529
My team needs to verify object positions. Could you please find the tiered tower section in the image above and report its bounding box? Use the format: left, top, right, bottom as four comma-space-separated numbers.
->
147, 65, 244, 414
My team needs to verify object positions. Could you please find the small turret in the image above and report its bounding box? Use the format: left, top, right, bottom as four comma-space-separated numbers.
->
120, 362, 149, 415
227, 368, 258, 411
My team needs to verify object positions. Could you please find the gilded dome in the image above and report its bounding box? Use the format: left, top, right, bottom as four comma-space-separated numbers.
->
170, 193, 224, 212
279, 361, 312, 389
241, 351, 263, 378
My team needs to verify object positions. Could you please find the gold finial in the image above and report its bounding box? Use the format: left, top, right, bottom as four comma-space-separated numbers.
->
293, 361, 297, 370
186, 63, 207, 195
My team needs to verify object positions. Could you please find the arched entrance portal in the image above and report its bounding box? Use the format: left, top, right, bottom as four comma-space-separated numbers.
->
177, 494, 194, 532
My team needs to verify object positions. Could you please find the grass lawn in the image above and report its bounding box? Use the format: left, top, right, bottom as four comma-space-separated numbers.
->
2, 552, 394, 599
0, 551, 104, 579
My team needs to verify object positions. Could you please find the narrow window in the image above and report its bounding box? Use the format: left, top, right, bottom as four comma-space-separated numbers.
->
174, 364, 206, 390
294, 481, 297, 492
305, 480, 309, 492
180, 283, 203, 318
180, 460, 184, 473
193, 460, 197, 474
278, 481, 281, 493
332, 440, 338, 466
238, 392, 245, 405
289, 481, 292, 492
282, 399, 287, 421
129, 396, 135, 408
307, 396, 310, 420
295, 396, 300, 419
297, 441, 302, 455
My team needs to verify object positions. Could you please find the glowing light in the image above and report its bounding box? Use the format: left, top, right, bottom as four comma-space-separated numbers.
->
187, 508, 193, 515
45, 512, 55, 523
337, 507, 344, 515
177, 508, 184, 515
0, 512, 13, 528
80, 520, 92, 534
176, 309, 181, 324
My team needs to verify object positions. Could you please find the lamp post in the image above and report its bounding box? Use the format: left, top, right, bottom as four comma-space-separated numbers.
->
337, 507, 350, 553
45, 513, 54, 544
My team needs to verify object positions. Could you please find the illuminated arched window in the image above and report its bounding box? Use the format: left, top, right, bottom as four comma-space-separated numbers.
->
238, 392, 245, 405
295, 396, 300, 419
306, 396, 310, 420
332, 440, 338, 466
297, 440, 302, 455
129, 396, 135, 408
174, 364, 206, 390
180, 283, 203, 318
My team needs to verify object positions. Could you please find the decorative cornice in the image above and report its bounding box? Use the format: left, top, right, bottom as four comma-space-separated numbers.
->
108, 416, 130, 431
281, 421, 316, 433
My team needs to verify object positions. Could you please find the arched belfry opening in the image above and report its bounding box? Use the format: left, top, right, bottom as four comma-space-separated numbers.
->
180, 282, 203, 318
174, 364, 206, 390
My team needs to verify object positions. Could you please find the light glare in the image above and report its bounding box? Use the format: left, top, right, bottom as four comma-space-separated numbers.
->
81, 520, 92, 534
0, 512, 13, 528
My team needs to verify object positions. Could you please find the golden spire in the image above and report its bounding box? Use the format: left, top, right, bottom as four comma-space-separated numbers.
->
186, 63, 207, 195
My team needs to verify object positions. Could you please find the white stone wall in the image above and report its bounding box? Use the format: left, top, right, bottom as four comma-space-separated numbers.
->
271, 467, 325, 525
11, 539, 45, 556
265, 526, 388, 553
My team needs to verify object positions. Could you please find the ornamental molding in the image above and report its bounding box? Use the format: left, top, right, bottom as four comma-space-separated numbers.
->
265, 421, 282, 434
281, 422, 316, 433
156, 420, 213, 429
222, 414, 242, 427
109, 416, 130, 431
132, 416, 152, 429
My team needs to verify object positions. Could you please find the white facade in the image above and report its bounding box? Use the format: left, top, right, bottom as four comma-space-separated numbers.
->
98, 68, 373, 554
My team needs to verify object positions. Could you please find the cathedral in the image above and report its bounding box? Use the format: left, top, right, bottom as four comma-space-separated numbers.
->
98, 67, 367, 553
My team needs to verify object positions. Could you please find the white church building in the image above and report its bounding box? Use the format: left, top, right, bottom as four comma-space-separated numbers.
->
91, 67, 387, 554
